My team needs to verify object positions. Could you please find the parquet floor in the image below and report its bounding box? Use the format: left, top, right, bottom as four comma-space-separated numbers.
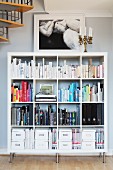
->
0, 155, 113, 170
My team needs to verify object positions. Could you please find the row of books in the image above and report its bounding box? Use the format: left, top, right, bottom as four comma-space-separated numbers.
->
24, 129, 34, 149
58, 62, 80, 78
72, 129, 81, 149
11, 81, 33, 102
11, 58, 104, 79
95, 129, 104, 149
36, 62, 57, 79
11, 106, 32, 126
58, 82, 80, 102
82, 82, 104, 102
58, 106, 80, 125
35, 105, 57, 125
11, 58, 35, 78
82, 62, 104, 78
82, 104, 104, 125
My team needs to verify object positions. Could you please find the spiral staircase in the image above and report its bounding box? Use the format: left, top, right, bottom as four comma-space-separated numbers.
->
0, 0, 33, 42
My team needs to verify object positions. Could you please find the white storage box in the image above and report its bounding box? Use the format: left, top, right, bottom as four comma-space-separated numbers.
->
82, 130, 96, 141
82, 141, 95, 150
59, 129, 72, 141
35, 129, 48, 141
12, 141, 25, 150
12, 129, 25, 141
59, 141, 72, 150
35, 141, 48, 150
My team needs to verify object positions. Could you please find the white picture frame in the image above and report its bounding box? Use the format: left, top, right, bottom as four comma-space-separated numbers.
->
34, 14, 85, 52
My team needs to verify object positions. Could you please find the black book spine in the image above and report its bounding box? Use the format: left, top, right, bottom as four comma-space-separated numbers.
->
60, 109, 63, 125
102, 104, 104, 125
82, 104, 87, 125
97, 104, 102, 125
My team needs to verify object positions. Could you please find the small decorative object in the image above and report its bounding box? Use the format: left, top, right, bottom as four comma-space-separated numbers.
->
79, 27, 93, 52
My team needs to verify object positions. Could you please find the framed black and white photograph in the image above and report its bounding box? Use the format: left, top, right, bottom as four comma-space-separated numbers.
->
34, 14, 85, 52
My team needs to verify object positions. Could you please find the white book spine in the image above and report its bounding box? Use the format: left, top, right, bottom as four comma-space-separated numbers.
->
20, 63, 24, 78
38, 63, 40, 78
24, 61, 27, 78
98, 82, 100, 102
49, 130, 52, 149
42, 58, 45, 78
100, 65, 102, 78
40, 65, 43, 78
85, 65, 88, 78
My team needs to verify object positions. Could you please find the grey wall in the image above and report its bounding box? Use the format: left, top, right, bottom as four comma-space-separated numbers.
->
0, 14, 113, 151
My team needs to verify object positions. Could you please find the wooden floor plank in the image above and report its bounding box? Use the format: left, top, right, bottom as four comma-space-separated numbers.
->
0, 156, 112, 170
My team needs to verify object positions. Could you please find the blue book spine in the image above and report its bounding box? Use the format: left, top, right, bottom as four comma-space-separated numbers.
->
58, 90, 60, 102
69, 85, 74, 102
31, 88, 33, 102
75, 88, 79, 102
69, 112, 72, 125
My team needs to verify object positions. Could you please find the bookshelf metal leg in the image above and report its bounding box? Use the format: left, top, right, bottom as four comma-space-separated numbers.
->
9, 153, 13, 163
56, 153, 59, 163
99, 152, 102, 157
12, 153, 15, 158
103, 152, 105, 163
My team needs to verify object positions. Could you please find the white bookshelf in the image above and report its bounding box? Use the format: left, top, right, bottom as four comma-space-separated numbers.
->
7, 52, 107, 163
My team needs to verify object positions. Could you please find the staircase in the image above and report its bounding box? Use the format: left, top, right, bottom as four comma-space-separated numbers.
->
0, 0, 33, 42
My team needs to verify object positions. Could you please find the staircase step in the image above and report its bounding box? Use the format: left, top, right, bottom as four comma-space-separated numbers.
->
0, 36, 8, 42
0, 19, 24, 28
0, 2, 33, 12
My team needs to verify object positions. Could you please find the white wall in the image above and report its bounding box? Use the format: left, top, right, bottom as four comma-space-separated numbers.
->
0, 10, 112, 152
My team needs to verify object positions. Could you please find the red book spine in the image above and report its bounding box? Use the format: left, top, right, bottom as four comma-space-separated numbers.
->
19, 90, 22, 102
22, 81, 24, 102
24, 81, 27, 102
27, 89, 29, 102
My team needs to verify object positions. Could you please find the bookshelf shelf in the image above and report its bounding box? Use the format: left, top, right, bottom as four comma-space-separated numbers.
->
82, 102, 104, 104
8, 52, 107, 163
58, 78, 81, 80
11, 78, 34, 80
11, 102, 34, 104
82, 78, 104, 80
11, 125, 34, 128
58, 102, 80, 104
35, 125, 57, 128
34, 78, 57, 81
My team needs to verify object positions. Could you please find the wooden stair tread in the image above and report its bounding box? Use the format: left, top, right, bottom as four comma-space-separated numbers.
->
0, 19, 24, 28
0, 2, 33, 12
0, 36, 8, 42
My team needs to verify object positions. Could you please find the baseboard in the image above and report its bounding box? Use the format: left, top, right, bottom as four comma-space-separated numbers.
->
0, 148, 113, 156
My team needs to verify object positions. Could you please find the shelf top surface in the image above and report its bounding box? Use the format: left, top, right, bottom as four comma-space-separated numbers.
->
0, 36, 8, 42
0, 19, 24, 28
7, 52, 108, 57
0, 2, 33, 12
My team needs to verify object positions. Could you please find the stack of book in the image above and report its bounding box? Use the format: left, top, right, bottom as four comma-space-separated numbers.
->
35, 104, 57, 125
11, 81, 33, 102
35, 94, 57, 102
58, 106, 80, 125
